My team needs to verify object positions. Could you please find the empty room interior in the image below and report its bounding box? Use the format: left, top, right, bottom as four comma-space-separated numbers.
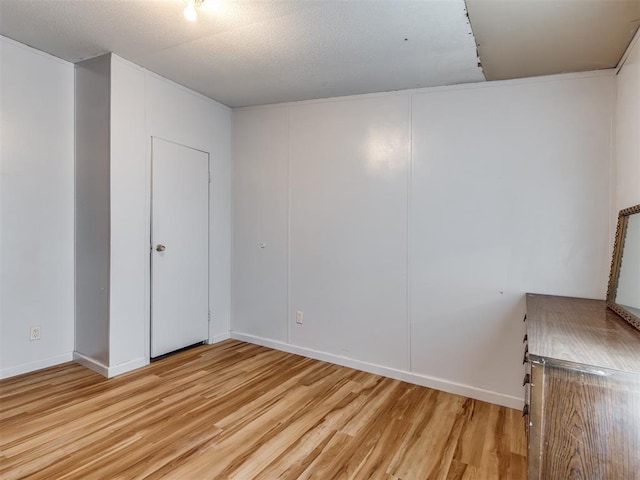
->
1, 0, 640, 479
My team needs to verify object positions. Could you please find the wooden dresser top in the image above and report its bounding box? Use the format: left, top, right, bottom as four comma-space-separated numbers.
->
526, 293, 640, 374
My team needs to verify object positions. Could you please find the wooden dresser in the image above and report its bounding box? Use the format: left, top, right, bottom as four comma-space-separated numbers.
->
523, 293, 640, 480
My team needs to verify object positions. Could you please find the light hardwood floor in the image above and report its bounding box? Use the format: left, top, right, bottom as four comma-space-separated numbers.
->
0, 340, 526, 479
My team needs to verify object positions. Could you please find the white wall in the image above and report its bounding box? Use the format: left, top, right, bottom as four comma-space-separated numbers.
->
232, 72, 614, 407
289, 97, 410, 369
75, 55, 111, 367
613, 31, 640, 314
0, 37, 75, 378
144, 69, 232, 345
232, 107, 289, 341
410, 76, 612, 400
1, 39, 231, 379
615, 33, 640, 211
109, 56, 147, 368
76, 55, 232, 376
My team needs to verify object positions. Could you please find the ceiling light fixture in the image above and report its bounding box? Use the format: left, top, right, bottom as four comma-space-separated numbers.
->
184, 0, 205, 22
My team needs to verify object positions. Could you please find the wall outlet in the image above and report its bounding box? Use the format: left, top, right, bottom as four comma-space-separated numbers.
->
29, 326, 41, 341
296, 310, 303, 324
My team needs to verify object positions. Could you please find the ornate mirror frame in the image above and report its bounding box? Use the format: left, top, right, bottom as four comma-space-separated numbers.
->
607, 204, 640, 331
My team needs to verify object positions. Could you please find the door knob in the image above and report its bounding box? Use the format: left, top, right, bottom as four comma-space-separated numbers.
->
156, 244, 166, 252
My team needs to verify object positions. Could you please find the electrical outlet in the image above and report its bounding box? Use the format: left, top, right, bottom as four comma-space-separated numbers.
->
296, 310, 303, 324
30, 326, 41, 341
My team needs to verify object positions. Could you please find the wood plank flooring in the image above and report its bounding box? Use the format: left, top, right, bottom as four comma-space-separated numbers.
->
0, 340, 526, 479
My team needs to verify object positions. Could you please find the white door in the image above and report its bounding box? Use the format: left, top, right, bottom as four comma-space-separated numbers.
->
151, 137, 209, 358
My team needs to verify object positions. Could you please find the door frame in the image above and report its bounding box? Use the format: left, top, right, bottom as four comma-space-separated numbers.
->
145, 135, 211, 362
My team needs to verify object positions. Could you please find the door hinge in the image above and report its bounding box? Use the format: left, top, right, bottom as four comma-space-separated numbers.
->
208, 310, 211, 322
208, 172, 211, 184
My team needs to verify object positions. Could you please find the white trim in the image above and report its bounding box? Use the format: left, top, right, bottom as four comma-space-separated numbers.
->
0, 35, 74, 68
406, 94, 412, 371
107, 357, 148, 377
286, 106, 292, 344
73, 352, 147, 378
230, 332, 523, 409
233, 69, 616, 112
151, 135, 209, 155
208, 332, 231, 344
0, 353, 74, 379
73, 352, 109, 377
608, 75, 617, 267
616, 27, 640, 74
229, 114, 236, 356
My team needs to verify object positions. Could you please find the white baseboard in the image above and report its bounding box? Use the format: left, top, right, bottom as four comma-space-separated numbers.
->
209, 332, 231, 344
230, 331, 523, 410
2, 335, 521, 408
73, 352, 109, 377
73, 352, 148, 378
107, 357, 148, 377
0, 352, 74, 379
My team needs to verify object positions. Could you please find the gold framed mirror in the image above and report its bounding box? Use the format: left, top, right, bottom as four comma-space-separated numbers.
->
607, 204, 640, 331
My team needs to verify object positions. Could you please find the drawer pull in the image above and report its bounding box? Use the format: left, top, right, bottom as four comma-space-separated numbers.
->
523, 313, 527, 322
523, 333, 528, 344
522, 345, 529, 364
523, 374, 530, 386
522, 404, 529, 417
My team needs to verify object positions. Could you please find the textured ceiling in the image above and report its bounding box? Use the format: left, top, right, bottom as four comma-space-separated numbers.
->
467, 0, 640, 81
1, 1, 638, 108
0, 0, 485, 107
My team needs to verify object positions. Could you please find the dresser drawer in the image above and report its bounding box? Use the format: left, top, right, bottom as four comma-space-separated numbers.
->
526, 362, 544, 479
534, 363, 640, 479
522, 328, 530, 443
523, 293, 640, 480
